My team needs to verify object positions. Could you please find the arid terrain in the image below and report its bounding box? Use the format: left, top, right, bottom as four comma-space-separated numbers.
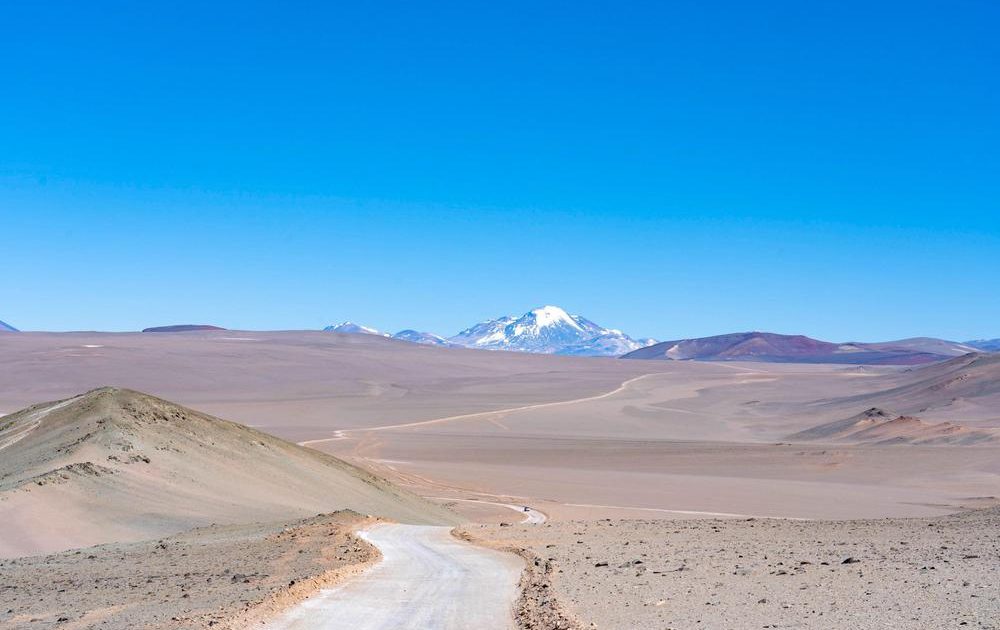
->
463, 508, 1000, 629
1, 330, 999, 628
0, 386, 455, 557
6, 0, 999, 624
2, 332, 998, 525
0, 511, 379, 629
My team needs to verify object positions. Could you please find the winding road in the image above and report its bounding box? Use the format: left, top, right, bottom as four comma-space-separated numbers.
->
264, 524, 522, 630
276, 375, 654, 628
426, 496, 547, 524
299, 373, 657, 447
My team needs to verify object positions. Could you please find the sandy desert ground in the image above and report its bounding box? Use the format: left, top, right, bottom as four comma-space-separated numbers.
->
2, 330, 999, 628
2, 331, 998, 526
0, 511, 378, 630
0, 331, 658, 439
463, 508, 1000, 629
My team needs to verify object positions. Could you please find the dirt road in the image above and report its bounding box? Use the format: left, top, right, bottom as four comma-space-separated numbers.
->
264, 523, 522, 630
299, 373, 657, 446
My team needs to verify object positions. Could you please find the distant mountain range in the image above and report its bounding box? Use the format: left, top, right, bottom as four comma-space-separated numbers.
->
967, 339, 1000, 352
142, 324, 227, 333
323, 321, 391, 337
448, 306, 655, 356
324, 306, 655, 357
324, 322, 458, 347
392, 330, 458, 347
322, 311, 999, 363
622, 332, 983, 365
5, 314, 995, 365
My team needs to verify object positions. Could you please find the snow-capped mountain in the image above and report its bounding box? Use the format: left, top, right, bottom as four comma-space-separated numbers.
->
557, 331, 658, 357
448, 306, 654, 357
320, 307, 654, 356
392, 329, 458, 347
0, 319, 18, 332
323, 321, 390, 337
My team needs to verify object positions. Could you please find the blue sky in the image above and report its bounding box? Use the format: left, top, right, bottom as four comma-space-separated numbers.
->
2, 1, 998, 341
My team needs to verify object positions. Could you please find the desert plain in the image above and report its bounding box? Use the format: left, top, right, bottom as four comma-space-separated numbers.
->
1, 330, 998, 628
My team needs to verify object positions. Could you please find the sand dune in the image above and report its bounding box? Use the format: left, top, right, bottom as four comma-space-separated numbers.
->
0, 387, 456, 557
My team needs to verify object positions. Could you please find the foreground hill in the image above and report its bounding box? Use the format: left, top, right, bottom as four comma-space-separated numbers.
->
622, 331, 962, 364
0, 388, 456, 557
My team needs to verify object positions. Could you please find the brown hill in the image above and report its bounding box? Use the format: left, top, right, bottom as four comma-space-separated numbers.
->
0, 388, 457, 557
621, 332, 950, 365
787, 407, 1000, 446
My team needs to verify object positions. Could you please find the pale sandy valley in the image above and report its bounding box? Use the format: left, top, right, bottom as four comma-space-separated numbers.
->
1, 331, 998, 628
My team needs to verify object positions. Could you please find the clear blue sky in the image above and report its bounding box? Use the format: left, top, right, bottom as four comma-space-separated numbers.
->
2, 1, 998, 341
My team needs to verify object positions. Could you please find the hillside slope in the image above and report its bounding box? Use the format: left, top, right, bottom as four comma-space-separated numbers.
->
787, 407, 1000, 445
0, 388, 457, 557
622, 331, 953, 365
832, 353, 1000, 420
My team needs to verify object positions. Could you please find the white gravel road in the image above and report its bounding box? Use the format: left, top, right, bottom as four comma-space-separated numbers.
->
264, 523, 522, 630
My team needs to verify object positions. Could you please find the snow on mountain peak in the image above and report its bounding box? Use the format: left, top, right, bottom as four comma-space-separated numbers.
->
320, 306, 656, 357
323, 321, 390, 337
529, 305, 582, 330
391, 330, 457, 347
448, 306, 653, 357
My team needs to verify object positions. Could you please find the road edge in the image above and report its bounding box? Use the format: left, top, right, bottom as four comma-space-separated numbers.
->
219, 518, 385, 629
453, 528, 585, 630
